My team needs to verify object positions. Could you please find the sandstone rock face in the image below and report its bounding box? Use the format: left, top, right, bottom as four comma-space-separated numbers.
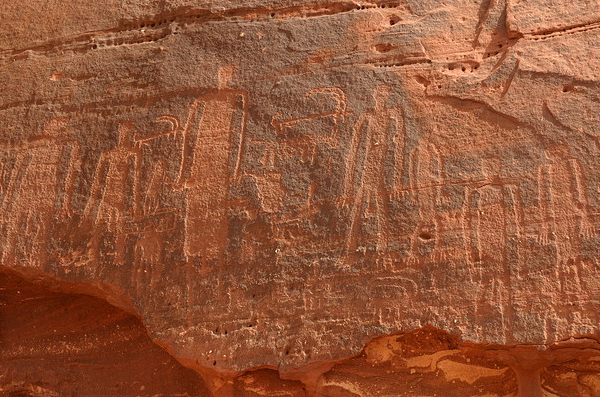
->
2, 0, 600, 395
0, 270, 212, 397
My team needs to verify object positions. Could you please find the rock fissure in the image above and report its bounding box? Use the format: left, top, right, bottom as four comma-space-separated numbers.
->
521, 19, 600, 41
3, 2, 595, 68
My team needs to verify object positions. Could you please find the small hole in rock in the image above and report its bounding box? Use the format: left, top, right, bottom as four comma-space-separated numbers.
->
213, 361, 217, 366
375, 43, 394, 53
419, 233, 433, 240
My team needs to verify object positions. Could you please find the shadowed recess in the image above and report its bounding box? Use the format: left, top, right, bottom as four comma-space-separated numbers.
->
0, 270, 213, 397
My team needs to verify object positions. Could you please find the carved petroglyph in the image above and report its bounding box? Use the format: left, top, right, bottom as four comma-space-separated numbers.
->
408, 140, 444, 262
369, 276, 418, 298
174, 65, 248, 265
369, 275, 418, 326
134, 115, 180, 146
250, 86, 349, 244
83, 121, 142, 266
129, 159, 174, 293
252, 169, 287, 215
339, 84, 405, 266
161, 66, 249, 317
0, 148, 15, 212
537, 143, 592, 293
272, 86, 349, 147
133, 228, 164, 293
128, 117, 177, 289
465, 156, 523, 341
1, 117, 81, 267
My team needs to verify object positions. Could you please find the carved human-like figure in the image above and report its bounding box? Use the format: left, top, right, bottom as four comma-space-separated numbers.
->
465, 156, 523, 341
339, 84, 405, 266
1, 117, 80, 266
83, 121, 142, 266
174, 65, 248, 292
538, 143, 593, 292
408, 140, 444, 261
131, 159, 171, 294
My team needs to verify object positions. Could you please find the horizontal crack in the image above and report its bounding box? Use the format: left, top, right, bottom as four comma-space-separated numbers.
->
369, 56, 433, 68
0, 1, 411, 64
1, 3, 596, 66
522, 19, 600, 41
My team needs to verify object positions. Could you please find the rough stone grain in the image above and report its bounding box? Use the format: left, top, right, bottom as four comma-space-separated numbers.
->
1, 0, 600, 395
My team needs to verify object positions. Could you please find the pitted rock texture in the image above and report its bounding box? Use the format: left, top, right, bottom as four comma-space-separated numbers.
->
1, 0, 600, 395
4, 271, 600, 397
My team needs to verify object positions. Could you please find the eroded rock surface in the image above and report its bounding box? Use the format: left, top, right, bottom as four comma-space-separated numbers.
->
0, 270, 212, 397
1, 0, 600, 395
4, 271, 600, 397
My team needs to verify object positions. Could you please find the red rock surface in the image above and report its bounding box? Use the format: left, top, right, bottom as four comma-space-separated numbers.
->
1, 0, 600, 395
0, 270, 212, 396
4, 271, 600, 397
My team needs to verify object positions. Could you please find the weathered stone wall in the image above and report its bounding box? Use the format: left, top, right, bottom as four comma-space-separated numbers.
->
1, 0, 600, 395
